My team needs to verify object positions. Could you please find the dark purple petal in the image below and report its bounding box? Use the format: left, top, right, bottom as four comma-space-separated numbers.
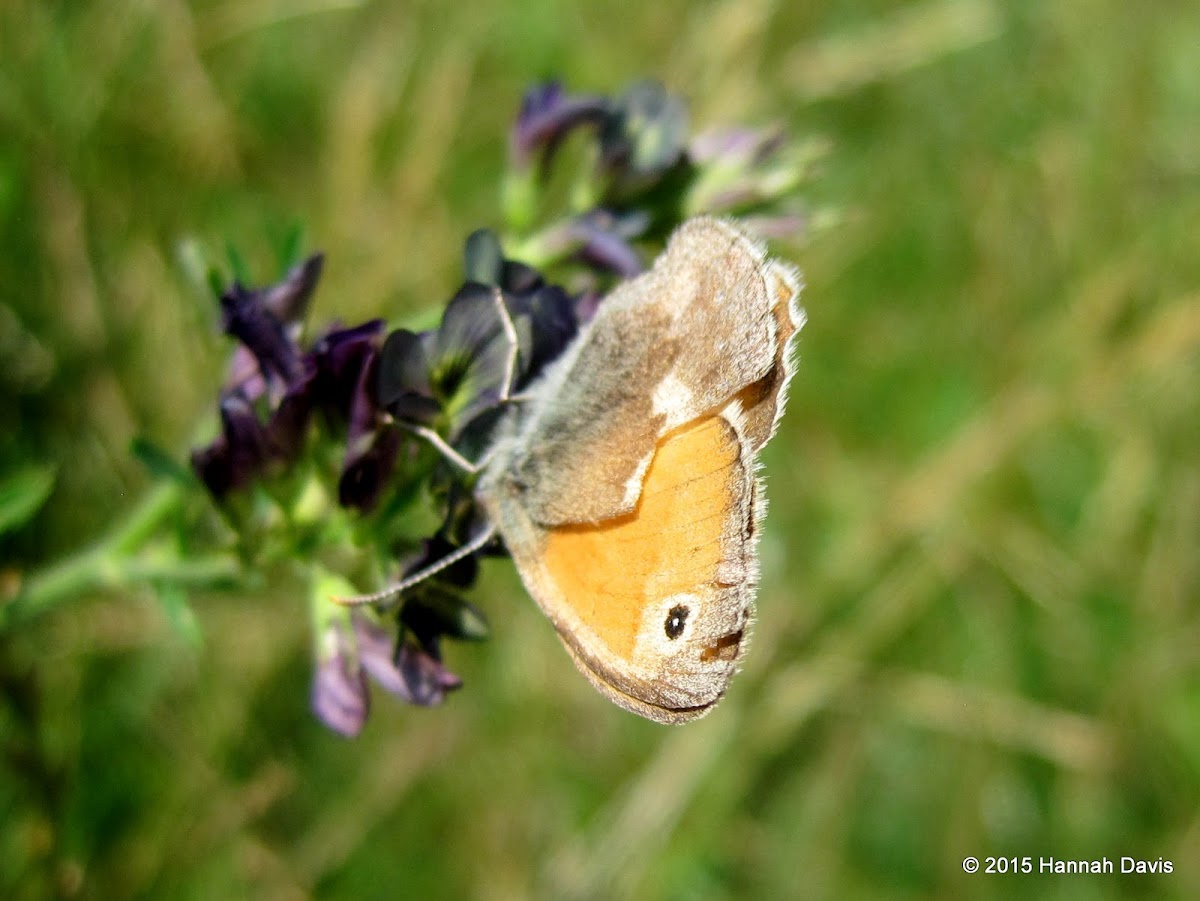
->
191, 394, 271, 497
337, 346, 399, 511
352, 613, 412, 699
510, 81, 611, 169
396, 642, 462, 706
568, 216, 645, 278
308, 320, 385, 419
463, 229, 505, 286
377, 328, 440, 422
508, 285, 578, 381
313, 320, 385, 382
447, 326, 516, 437
344, 351, 381, 446
339, 426, 401, 512
400, 587, 490, 644
264, 361, 316, 460
428, 286, 515, 434
220, 283, 302, 386
499, 260, 544, 294
433, 284, 505, 364
224, 345, 269, 402
319, 319, 385, 370
260, 254, 323, 324
352, 613, 463, 707
464, 228, 548, 295
220, 394, 269, 464
190, 439, 234, 498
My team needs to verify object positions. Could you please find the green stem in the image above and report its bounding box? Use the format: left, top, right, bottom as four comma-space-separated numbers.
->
2, 546, 109, 630
0, 482, 241, 631
108, 482, 188, 555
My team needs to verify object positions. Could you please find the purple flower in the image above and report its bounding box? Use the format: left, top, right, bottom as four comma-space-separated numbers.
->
308, 319, 386, 420
312, 608, 469, 735
194, 256, 323, 497
598, 79, 690, 198
376, 231, 582, 445
531, 209, 651, 279
219, 255, 322, 391
190, 395, 270, 499
312, 618, 370, 737
685, 125, 820, 242
352, 611, 463, 708
193, 257, 403, 509
510, 81, 610, 171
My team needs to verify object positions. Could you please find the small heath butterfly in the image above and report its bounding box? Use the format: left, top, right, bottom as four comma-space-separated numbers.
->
350, 216, 804, 723
482, 216, 803, 723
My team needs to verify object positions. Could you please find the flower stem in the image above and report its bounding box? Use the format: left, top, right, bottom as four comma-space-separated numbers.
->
0, 483, 241, 631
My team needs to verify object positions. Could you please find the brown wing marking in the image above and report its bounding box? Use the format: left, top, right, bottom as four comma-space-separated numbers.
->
735, 260, 803, 451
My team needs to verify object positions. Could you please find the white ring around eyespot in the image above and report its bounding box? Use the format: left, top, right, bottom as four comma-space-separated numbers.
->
635, 592, 703, 658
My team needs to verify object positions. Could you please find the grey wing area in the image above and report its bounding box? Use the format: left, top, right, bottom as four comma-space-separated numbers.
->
497, 217, 790, 527
647, 218, 784, 432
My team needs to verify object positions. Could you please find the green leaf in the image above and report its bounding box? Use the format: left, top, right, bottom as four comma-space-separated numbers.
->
131, 437, 196, 485
0, 464, 57, 536
154, 584, 203, 648
310, 564, 362, 635
275, 221, 306, 273
175, 236, 222, 305
225, 240, 250, 285
206, 264, 225, 301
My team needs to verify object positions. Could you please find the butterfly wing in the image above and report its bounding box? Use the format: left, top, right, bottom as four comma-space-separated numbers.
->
496, 217, 799, 526
478, 217, 803, 722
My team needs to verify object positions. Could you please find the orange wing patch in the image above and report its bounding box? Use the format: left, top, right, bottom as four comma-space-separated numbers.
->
540, 414, 741, 661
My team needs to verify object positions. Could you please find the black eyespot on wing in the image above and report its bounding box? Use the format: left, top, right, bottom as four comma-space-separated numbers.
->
664, 605, 689, 639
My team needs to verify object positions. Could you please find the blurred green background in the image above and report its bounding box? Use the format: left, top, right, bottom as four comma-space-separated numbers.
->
3, 0, 1199, 897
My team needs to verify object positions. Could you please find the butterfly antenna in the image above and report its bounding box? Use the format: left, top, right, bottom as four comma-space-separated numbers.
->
332, 523, 498, 608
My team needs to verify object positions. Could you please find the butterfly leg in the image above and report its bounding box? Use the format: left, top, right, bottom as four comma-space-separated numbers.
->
336, 291, 520, 607
492, 285, 521, 405
396, 423, 479, 474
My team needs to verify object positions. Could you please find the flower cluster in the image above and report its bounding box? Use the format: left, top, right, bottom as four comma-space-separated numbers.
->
503, 79, 822, 278
192, 233, 585, 735
191, 77, 820, 735
190, 255, 328, 499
